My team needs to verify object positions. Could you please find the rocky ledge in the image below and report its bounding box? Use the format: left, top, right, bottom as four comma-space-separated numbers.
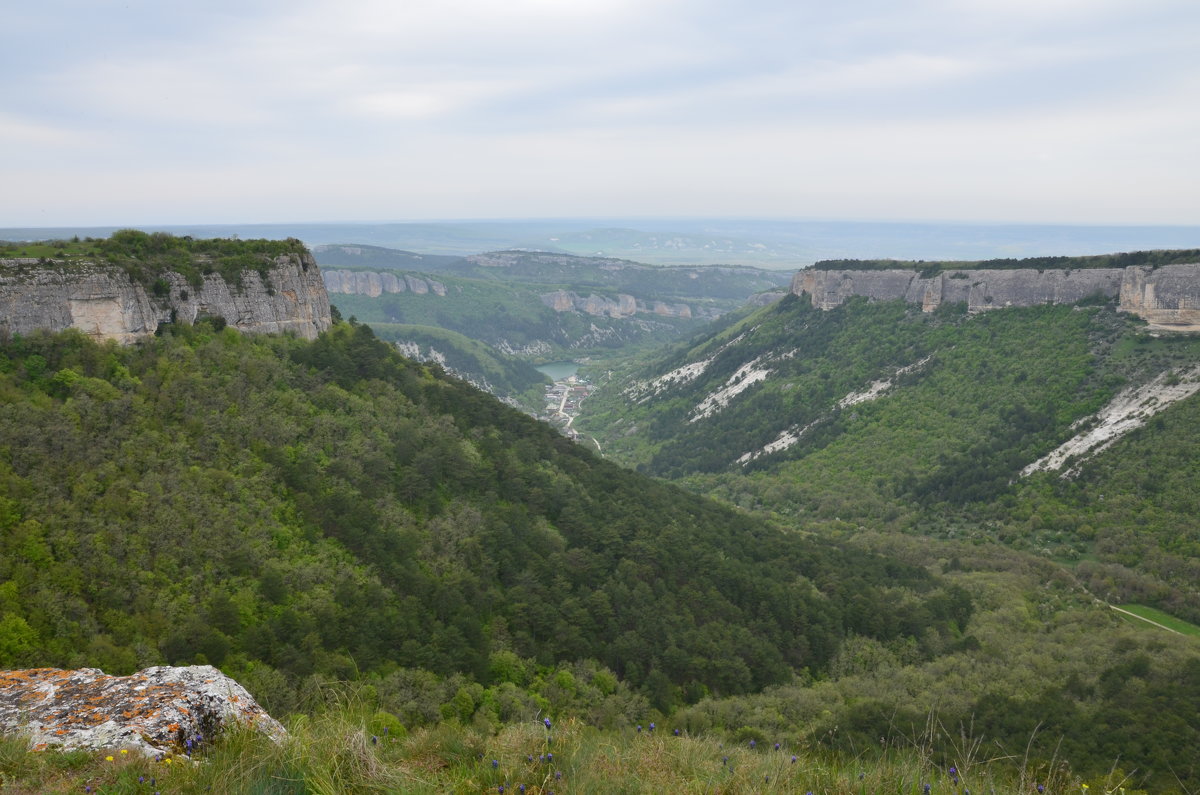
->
792, 263, 1200, 329
0, 665, 285, 755
0, 252, 332, 344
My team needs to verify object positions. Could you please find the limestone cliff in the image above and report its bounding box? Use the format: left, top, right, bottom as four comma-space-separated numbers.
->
0, 252, 332, 343
322, 269, 447, 297
1119, 264, 1200, 330
539, 289, 707, 320
791, 263, 1200, 329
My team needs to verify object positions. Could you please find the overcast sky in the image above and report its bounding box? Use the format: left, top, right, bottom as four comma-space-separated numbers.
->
4, 0, 1198, 227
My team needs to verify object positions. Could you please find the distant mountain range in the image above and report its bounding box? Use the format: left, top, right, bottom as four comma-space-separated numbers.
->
5, 219, 1199, 268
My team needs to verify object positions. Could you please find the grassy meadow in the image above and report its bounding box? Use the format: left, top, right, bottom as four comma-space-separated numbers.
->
0, 710, 1116, 794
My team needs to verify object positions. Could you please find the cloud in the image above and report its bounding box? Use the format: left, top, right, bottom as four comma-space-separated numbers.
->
0, 114, 86, 148
2, 0, 1199, 226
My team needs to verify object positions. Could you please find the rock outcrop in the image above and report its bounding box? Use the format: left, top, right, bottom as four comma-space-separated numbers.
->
321, 269, 447, 298
791, 263, 1200, 329
0, 665, 285, 755
540, 290, 638, 318
1119, 264, 1200, 330
539, 290, 704, 320
0, 253, 332, 343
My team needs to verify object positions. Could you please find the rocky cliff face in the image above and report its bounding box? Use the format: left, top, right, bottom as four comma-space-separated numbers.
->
792, 263, 1200, 329
0, 253, 332, 343
0, 665, 284, 755
1119, 264, 1200, 330
322, 269, 446, 297
539, 290, 706, 320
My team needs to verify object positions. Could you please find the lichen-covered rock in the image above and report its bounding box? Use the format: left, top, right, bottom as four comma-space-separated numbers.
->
0, 665, 285, 755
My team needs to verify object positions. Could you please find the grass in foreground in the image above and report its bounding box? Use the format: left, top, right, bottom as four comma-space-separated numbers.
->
1, 709, 1146, 795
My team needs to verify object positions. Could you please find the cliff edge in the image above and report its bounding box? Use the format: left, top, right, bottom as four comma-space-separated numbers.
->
0, 243, 332, 344
792, 262, 1200, 330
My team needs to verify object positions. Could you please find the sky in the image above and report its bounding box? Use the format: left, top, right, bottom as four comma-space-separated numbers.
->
3, 0, 1199, 227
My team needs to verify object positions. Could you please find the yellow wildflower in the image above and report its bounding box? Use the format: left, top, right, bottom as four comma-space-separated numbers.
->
120, 749, 128, 755
105, 755, 113, 762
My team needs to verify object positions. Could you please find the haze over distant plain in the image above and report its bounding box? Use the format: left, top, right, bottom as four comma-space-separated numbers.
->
3, 0, 1199, 228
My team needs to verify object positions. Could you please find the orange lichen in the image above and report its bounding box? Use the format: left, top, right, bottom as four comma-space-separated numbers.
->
3, 665, 286, 755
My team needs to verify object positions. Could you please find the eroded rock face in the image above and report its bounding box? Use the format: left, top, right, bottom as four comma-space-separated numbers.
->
321, 269, 446, 297
539, 290, 694, 319
792, 263, 1200, 327
0, 253, 332, 343
0, 665, 285, 755
1120, 264, 1200, 330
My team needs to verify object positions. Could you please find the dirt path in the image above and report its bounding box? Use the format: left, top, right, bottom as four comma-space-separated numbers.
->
1108, 604, 1182, 634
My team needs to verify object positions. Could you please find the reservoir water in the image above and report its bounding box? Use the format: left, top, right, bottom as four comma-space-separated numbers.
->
535, 361, 579, 382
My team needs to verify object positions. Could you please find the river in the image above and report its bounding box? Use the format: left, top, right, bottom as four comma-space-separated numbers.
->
535, 361, 580, 382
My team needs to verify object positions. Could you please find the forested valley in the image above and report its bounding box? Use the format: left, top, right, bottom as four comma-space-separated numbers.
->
2, 244, 1199, 790
0, 324, 978, 734
575, 291, 1200, 790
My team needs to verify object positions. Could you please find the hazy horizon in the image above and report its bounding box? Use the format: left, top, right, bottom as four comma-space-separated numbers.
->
5, 217, 1198, 269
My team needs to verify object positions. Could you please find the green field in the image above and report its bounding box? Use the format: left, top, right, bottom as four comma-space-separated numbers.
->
1117, 604, 1200, 637
0, 239, 99, 258
0, 708, 1090, 794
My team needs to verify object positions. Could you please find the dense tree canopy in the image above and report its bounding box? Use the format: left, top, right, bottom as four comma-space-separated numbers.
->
0, 321, 966, 713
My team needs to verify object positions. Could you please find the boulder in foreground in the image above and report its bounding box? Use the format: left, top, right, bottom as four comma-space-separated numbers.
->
0, 665, 285, 755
